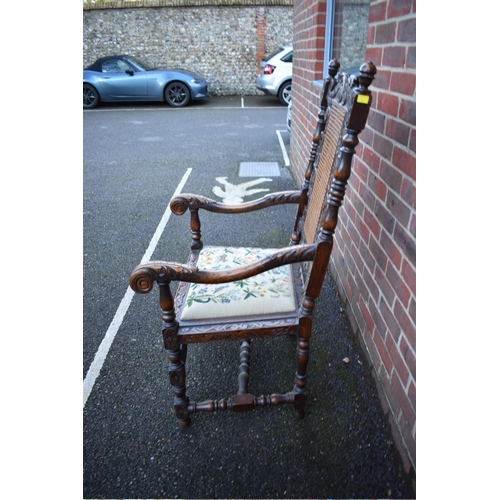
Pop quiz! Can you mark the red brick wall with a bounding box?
[290,0,326,182]
[290,0,416,473]
[256,7,267,74]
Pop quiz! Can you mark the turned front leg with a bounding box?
[159,281,190,427]
[167,344,190,428]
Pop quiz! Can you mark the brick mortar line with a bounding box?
[367,126,415,153]
[369,111,416,130]
[368,220,416,277]
[372,42,416,46]
[359,142,416,188]
[344,201,415,302]
[378,60,415,66]
[372,87,417,98]
[376,53,417,61]
[358,173,416,222]
[369,14,416,24]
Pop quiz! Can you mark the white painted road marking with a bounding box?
[83,168,193,407]
[276,130,290,167]
[212,177,272,204]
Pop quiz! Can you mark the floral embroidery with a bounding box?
[180,246,296,321]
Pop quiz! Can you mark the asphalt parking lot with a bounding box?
[83,96,415,499]
[85,94,286,111]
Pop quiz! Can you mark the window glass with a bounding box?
[263,47,286,62]
[126,56,154,71]
[323,0,369,77]
[102,59,131,73]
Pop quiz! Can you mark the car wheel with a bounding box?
[165,82,190,107]
[83,83,99,109]
[278,80,292,106]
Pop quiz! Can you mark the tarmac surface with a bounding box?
[83,96,416,499]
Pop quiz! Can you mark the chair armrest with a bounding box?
[130,243,316,294]
[170,191,301,216]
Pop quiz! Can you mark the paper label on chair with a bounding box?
[180,247,296,321]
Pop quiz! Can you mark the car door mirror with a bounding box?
[126,69,134,76]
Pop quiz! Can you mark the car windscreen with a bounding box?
[262,47,287,62]
[126,56,155,71]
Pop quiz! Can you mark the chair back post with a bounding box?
[293,62,376,417]
[308,62,377,295]
[321,61,376,239]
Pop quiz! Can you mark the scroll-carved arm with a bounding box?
[171,191,301,252]
[170,191,301,216]
[129,243,316,294]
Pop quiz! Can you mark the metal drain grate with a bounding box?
[239,162,281,177]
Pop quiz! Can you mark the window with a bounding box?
[102,59,132,73]
[281,51,293,63]
[323,0,370,77]
[323,0,335,78]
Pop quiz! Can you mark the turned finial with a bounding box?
[328,59,341,78]
[358,61,377,88]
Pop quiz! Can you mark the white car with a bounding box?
[257,45,293,106]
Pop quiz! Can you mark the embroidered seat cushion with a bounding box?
[180,246,297,321]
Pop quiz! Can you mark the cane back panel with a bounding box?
[303,102,346,244]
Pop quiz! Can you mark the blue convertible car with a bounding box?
[83,55,209,109]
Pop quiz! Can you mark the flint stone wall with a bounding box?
[340,0,369,69]
[83,1,294,96]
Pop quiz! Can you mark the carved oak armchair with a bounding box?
[129,60,376,427]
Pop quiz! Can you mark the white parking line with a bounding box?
[276,130,290,167]
[241,97,245,108]
[83,168,193,407]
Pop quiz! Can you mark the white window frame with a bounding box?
[323,0,336,78]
